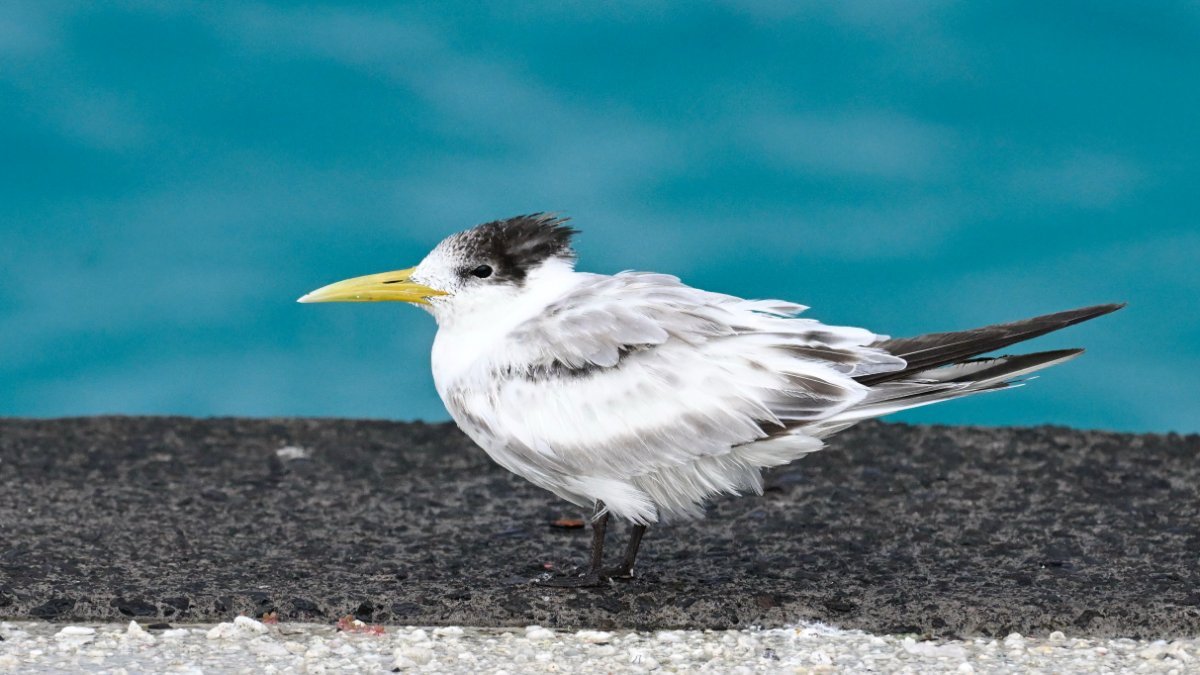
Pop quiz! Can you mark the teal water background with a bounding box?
[2,3,1197,432]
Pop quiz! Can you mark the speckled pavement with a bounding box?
[0,417,1196,638]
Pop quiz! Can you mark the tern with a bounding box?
[300,214,1122,587]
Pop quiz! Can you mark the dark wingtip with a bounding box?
[859,304,1122,386]
[1053,302,1126,328]
[1039,347,1086,358]
[1081,302,1126,315]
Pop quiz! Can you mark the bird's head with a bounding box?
[298,213,579,324]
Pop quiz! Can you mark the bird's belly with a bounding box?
[436,381,590,507]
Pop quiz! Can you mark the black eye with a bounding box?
[470,264,493,279]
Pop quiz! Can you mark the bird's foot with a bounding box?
[535,571,608,588]
[599,565,635,581]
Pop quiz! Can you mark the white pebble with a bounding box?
[577,630,614,644]
[902,637,967,659]
[54,626,96,648]
[1138,641,1168,660]
[397,628,428,642]
[1049,631,1067,642]
[397,645,432,665]
[305,641,331,659]
[525,625,556,640]
[433,626,464,638]
[275,445,309,460]
[252,640,290,657]
[234,616,268,634]
[123,621,155,643]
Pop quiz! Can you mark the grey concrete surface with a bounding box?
[0,417,1196,638]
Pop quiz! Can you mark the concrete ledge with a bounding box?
[0,417,1196,638]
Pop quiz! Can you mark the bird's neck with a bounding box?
[430,259,584,389]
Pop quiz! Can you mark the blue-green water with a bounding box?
[2,3,1197,432]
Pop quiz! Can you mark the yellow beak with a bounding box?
[297,267,447,304]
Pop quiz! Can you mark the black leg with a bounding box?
[602,524,647,579]
[537,502,610,587]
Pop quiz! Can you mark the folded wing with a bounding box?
[458,272,905,521]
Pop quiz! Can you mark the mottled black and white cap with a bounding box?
[409,213,581,307]
[431,213,578,285]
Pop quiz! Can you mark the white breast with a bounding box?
[428,261,592,502]
[430,260,585,390]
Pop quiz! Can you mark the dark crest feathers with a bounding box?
[456,213,578,283]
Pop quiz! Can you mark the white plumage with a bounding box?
[431,261,903,524]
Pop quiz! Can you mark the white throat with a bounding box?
[429,258,583,389]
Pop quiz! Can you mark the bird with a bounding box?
[299,213,1123,587]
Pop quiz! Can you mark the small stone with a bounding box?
[902,637,959,658]
[234,616,268,634]
[124,621,155,643]
[577,630,614,644]
[253,641,291,657]
[54,626,96,647]
[525,626,555,640]
[433,626,464,638]
[957,663,975,673]
[397,645,432,665]
[1049,631,1066,642]
[398,628,428,642]
[1138,641,1168,660]
[276,445,309,460]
